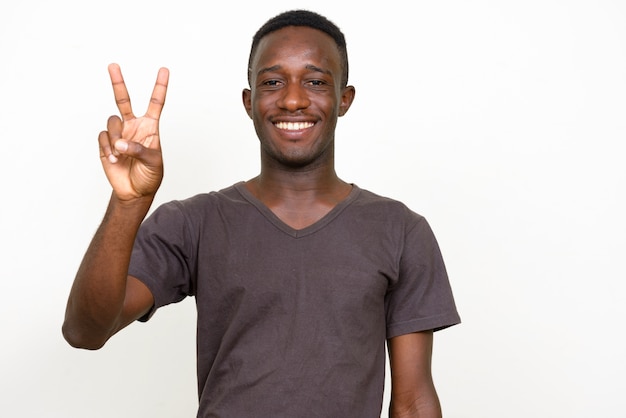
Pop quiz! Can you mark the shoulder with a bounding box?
[144,182,251,227]
[351,186,426,227]
[159,182,247,211]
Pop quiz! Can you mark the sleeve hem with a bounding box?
[386,311,461,339]
[128,270,159,323]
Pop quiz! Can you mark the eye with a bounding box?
[307,80,326,87]
[263,79,282,87]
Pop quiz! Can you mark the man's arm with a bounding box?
[62,195,155,349]
[387,330,442,418]
[62,64,169,350]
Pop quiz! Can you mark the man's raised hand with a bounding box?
[98,63,170,201]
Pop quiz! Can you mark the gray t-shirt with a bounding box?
[129,183,460,417]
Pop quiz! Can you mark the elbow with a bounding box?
[389,396,442,418]
[61,321,108,350]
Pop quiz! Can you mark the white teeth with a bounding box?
[275,121,314,131]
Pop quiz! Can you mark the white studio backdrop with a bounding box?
[1,1,625,417]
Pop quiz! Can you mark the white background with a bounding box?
[1,1,625,417]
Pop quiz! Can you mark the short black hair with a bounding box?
[247,10,349,87]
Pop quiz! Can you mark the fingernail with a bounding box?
[108,154,118,164]
[115,140,128,152]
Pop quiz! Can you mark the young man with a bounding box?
[63,10,460,418]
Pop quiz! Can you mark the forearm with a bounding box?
[62,193,153,349]
[388,331,442,418]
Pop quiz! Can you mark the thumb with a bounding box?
[114,140,161,166]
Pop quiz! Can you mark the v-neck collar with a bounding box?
[234,182,361,238]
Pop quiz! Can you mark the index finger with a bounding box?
[146,67,170,120]
[108,63,135,121]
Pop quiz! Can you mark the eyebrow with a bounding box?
[305,64,332,76]
[256,64,333,78]
[257,65,281,77]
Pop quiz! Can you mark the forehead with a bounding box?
[251,26,341,70]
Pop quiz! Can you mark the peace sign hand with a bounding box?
[98,63,169,202]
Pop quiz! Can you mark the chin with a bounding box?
[261,136,334,169]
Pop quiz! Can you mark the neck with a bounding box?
[251,142,349,198]
[244,153,352,229]
[250,162,347,201]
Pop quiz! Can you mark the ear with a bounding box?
[242,88,253,119]
[338,85,356,117]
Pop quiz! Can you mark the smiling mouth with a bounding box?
[274,121,315,131]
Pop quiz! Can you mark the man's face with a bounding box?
[243,26,355,169]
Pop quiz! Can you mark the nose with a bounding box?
[277,82,310,112]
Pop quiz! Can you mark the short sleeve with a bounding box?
[129,201,195,321]
[385,215,460,338]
